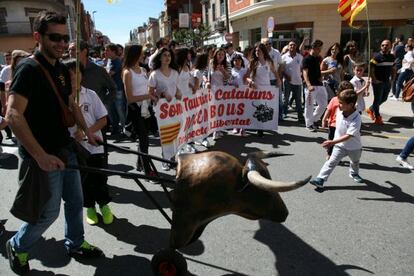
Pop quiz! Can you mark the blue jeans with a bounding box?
[370,81,391,117]
[270,79,283,119]
[10,150,84,252]
[108,90,127,133]
[283,81,303,115]
[395,70,413,99]
[400,136,414,159]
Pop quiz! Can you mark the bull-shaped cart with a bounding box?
[70,142,310,276]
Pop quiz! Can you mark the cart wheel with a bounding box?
[151,248,187,276]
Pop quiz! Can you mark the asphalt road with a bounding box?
[0,111,413,276]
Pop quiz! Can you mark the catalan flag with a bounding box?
[338,0,367,27]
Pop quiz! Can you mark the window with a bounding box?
[205,5,209,26]
[0,8,7,34]
[25,8,45,32]
[212,3,216,21]
[220,0,225,16]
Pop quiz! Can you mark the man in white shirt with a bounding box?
[224,43,248,66]
[282,40,304,121]
[263,38,284,120]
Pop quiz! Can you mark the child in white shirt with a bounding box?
[350,63,370,113]
[310,89,363,189]
[64,59,113,225]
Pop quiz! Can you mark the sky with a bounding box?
[82,0,164,45]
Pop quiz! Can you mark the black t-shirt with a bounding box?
[9,51,72,157]
[302,55,323,86]
[370,52,395,82]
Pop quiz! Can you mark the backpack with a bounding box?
[402,76,414,102]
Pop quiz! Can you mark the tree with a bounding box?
[172,24,212,47]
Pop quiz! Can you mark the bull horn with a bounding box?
[247,171,311,192]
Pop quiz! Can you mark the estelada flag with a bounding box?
[338,0,367,27]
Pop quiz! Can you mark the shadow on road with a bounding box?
[0,153,18,170]
[338,160,410,174]
[109,185,170,209]
[73,253,152,275]
[388,116,413,127]
[362,146,402,155]
[254,220,374,276]
[322,179,414,204]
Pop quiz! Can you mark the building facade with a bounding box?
[0,0,98,55]
[227,0,413,55]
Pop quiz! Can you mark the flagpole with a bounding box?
[76,0,81,103]
[365,0,371,80]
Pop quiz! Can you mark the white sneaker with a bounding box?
[396,156,414,170]
[186,144,197,153]
[161,162,170,171]
[213,131,223,140]
[201,138,210,148]
[389,95,398,101]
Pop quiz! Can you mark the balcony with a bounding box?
[0,21,32,36]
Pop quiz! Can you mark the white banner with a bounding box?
[155,86,279,159]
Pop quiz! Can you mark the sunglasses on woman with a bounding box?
[44,33,70,43]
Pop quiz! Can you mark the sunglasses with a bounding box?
[45,33,70,43]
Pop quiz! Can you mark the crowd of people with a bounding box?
[0,10,413,275]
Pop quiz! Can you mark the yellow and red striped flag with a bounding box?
[337,0,367,27]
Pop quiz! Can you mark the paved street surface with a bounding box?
[0,95,413,276]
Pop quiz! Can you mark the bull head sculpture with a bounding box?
[170,151,310,249]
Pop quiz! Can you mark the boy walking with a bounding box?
[310,89,363,188]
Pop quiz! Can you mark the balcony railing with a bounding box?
[0,21,32,36]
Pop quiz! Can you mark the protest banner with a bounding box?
[155,85,279,159]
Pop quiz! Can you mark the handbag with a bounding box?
[402,76,414,102]
[30,56,76,127]
[10,158,51,224]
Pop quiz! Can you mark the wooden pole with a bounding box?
[76,0,81,103]
[365,0,371,79]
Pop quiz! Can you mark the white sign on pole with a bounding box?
[267,16,275,33]
[179,13,189,28]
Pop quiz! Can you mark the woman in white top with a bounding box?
[343,40,362,81]
[206,48,231,89]
[230,54,248,88]
[175,48,194,96]
[176,48,197,153]
[148,48,182,102]
[206,48,231,140]
[192,53,209,92]
[230,54,248,136]
[148,48,182,170]
[395,44,414,99]
[247,43,280,136]
[122,44,156,176]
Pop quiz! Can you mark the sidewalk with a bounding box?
[363,87,413,127]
